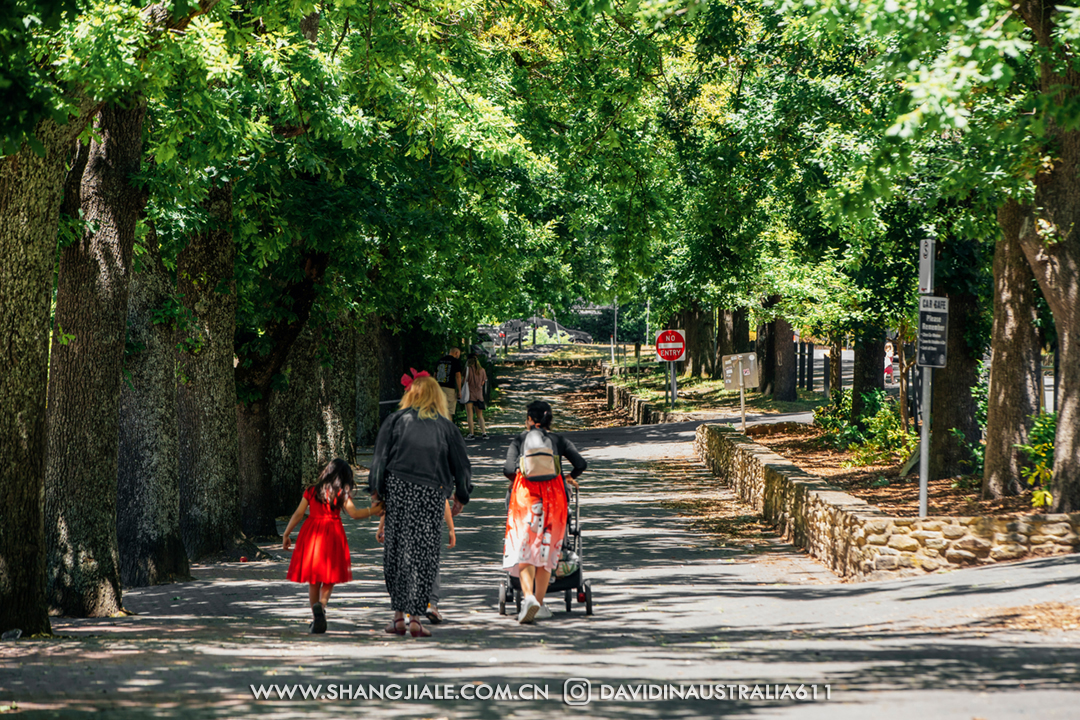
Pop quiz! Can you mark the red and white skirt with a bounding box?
[502,471,568,575]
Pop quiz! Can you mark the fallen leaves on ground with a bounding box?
[976,602,1080,631]
[747,425,1037,517]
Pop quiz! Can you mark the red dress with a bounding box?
[286,487,353,584]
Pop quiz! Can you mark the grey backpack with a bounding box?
[518,428,561,482]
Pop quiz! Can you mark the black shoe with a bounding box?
[311,603,327,633]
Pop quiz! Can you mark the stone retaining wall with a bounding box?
[606,382,671,425]
[694,423,1080,580]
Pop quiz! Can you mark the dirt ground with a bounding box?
[745,423,1039,518]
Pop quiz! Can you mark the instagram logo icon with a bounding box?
[563,678,592,706]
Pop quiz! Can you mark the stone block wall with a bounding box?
[694,423,1080,580]
[606,382,670,425]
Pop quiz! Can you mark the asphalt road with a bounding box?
[1,366,1076,719]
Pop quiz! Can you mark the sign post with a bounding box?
[722,352,760,432]
[916,286,949,518]
[918,237,936,294]
[656,330,686,410]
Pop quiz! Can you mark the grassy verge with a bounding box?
[608,366,829,415]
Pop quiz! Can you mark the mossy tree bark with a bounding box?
[118,225,190,586]
[355,314,382,447]
[45,101,146,616]
[177,181,241,558]
[0,104,96,633]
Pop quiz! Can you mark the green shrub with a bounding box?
[849,390,919,466]
[948,360,990,476]
[1016,412,1056,508]
[814,389,861,447]
[815,388,917,465]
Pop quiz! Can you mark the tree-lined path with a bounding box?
[2,366,1078,718]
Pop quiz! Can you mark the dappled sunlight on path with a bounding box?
[2,366,1079,718]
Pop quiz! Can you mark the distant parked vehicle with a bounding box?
[485,318,592,346]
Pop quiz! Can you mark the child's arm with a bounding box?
[282,497,309,550]
[343,495,384,520]
[444,499,456,548]
[376,514,385,544]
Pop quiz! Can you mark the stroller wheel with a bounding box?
[514,589,522,614]
[564,588,572,613]
[584,580,594,616]
[498,578,507,615]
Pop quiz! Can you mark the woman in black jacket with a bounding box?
[369,374,472,637]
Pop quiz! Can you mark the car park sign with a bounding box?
[655,330,686,362]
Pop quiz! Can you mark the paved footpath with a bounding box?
[2,366,1079,718]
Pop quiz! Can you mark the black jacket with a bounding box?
[369,408,472,504]
[502,429,587,482]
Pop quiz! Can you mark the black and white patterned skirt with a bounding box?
[383,473,445,616]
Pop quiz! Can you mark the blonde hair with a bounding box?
[400,375,449,420]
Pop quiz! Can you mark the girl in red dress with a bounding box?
[283,459,383,633]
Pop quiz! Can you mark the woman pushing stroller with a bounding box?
[502,400,587,624]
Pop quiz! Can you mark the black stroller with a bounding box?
[498,482,594,616]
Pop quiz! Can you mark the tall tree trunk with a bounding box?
[681,302,713,378]
[234,250,329,538]
[715,309,735,370]
[0,105,95,634]
[355,314,382,447]
[1012,1,1080,511]
[268,327,320,516]
[177,181,241,558]
[237,400,277,537]
[312,319,357,466]
[732,308,752,353]
[929,293,982,479]
[117,225,190,586]
[757,321,775,396]
[773,316,797,401]
[829,338,844,403]
[850,329,884,429]
[45,101,146,616]
[984,201,1041,498]
[378,320,405,409]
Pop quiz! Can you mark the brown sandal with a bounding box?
[384,618,406,636]
[409,619,431,638]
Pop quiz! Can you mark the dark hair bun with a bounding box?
[526,400,553,428]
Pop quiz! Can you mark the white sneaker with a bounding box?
[534,604,553,620]
[518,595,541,624]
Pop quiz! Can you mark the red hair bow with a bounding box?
[400,367,430,388]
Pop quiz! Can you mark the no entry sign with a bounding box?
[655,329,686,362]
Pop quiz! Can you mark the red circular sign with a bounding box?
[655,330,686,362]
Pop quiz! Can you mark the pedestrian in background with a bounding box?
[464,353,489,440]
[434,347,464,422]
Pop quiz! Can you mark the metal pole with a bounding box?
[614,302,618,347]
[665,362,673,408]
[919,367,932,517]
[738,357,747,432]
